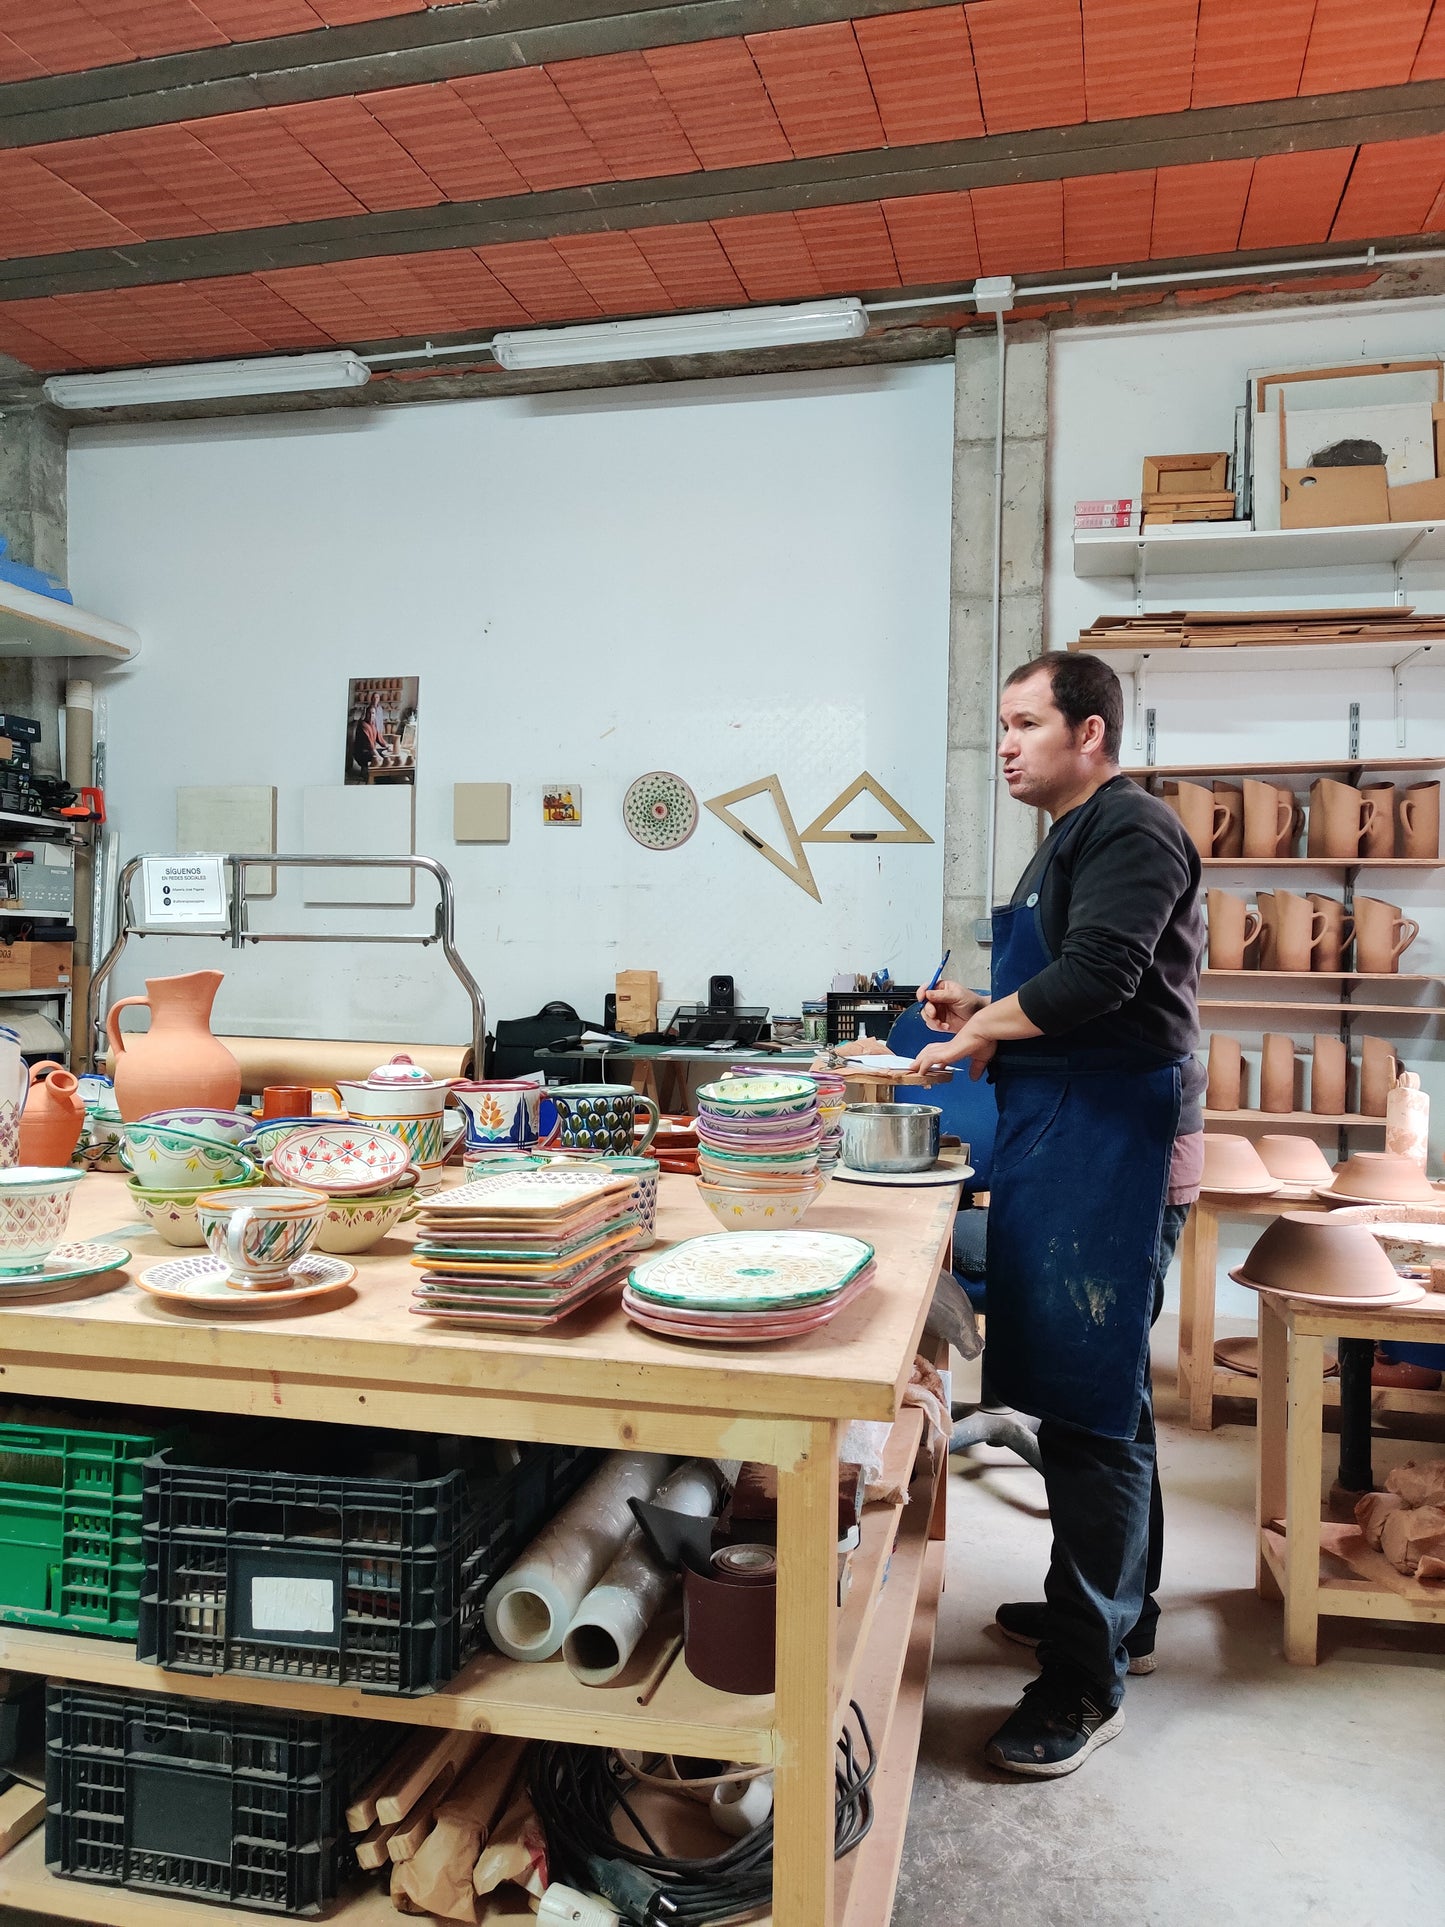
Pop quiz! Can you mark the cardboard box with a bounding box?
[1280,465,1389,530]
[615,969,659,1037]
[1388,478,1445,521]
[0,942,71,990]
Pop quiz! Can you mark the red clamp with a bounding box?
[60,786,105,823]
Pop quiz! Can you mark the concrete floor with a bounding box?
[895,1319,1445,1927]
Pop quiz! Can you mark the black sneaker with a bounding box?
[984,1675,1125,1778]
[994,1601,1157,1675]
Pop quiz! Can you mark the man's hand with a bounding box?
[917,978,989,1034]
[912,1019,997,1081]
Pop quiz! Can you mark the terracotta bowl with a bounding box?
[1235,1211,1405,1298]
[1256,1134,1334,1185]
[1317,1151,1439,1205]
[1200,1133,1277,1193]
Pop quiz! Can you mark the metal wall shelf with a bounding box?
[1073,519,1445,580]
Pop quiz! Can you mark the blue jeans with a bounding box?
[1034,1201,1190,1704]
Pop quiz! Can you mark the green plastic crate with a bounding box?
[0,1420,184,1640]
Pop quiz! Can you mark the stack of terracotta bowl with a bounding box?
[694,1075,825,1231]
[1199,1134,1279,1197]
[262,1121,420,1253]
[1231,1211,1424,1308]
[1314,1151,1442,1207]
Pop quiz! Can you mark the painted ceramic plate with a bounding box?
[622,771,699,851]
[422,1170,631,1216]
[0,1242,131,1288]
[629,1230,874,1311]
[136,1252,357,1309]
[268,1123,413,1195]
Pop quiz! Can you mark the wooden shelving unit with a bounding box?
[1199,1000,1443,1019]
[0,580,139,663]
[1199,856,1442,869]
[1203,970,1438,983]
[1127,756,1445,780]
[1204,1108,1384,1129]
[1074,518,1445,581]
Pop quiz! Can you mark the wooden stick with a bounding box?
[393,1738,527,1920]
[353,1819,399,1872]
[0,1782,45,1859]
[377,1730,485,1826]
[636,1630,683,1706]
[387,1764,463,1864]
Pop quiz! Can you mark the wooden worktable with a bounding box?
[0,1169,958,1927]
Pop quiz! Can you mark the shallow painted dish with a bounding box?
[267,1122,414,1196]
[628,1230,874,1311]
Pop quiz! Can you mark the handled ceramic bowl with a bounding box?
[122,1119,256,1189]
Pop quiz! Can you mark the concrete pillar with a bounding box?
[0,394,68,776]
[942,323,1049,990]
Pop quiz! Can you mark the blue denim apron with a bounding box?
[983,806,1182,1440]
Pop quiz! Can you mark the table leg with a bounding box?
[774,1419,839,1927]
[1179,1204,1220,1431]
[1256,1294,1287,1602]
[1284,1330,1325,1666]
[1336,1337,1375,1495]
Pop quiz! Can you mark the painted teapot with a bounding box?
[336,1055,455,1191]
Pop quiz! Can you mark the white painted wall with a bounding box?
[67,363,954,1050]
[1049,296,1445,1317]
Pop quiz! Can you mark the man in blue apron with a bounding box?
[914,650,1204,1777]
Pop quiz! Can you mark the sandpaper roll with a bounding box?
[683,1544,777,1695]
[103,1034,474,1093]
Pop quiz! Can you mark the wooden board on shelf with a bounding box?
[1200,857,1443,868]
[1203,970,1442,983]
[1199,1001,1444,1018]
[1205,1110,1385,1128]
[1126,758,1445,780]
[1260,1523,1445,1623]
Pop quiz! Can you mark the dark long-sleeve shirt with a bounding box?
[1009,773,1206,1131]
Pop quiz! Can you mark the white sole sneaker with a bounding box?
[986,1705,1126,1779]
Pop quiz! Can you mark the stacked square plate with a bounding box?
[623,1230,876,1343]
[409,1167,637,1330]
[694,1075,826,1231]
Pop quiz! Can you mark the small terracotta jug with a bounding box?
[1260,1034,1296,1114]
[1358,783,1396,859]
[1310,1036,1347,1117]
[1170,781,1230,858]
[1307,894,1353,973]
[1307,778,1363,859]
[106,970,242,1123]
[1206,890,1262,971]
[1271,889,1327,972]
[1212,784,1244,859]
[1244,780,1300,858]
[1399,782,1440,859]
[1360,1035,1399,1117]
[1353,896,1420,975]
[16,1062,85,1166]
[1206,1034,1244,1112]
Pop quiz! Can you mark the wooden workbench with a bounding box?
[1255,1286,1445,1664]
[0,1169,958,1927]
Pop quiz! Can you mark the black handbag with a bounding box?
[489,1000,604,1081]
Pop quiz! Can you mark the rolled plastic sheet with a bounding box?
[562,1459,723,1685]
[683,1544,777,1695]
[484,1451,671,1662]
[102,1035,474,1093]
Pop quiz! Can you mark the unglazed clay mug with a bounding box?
[1353,895,1420,974]
[1310,1035,1347,1117]
[1212,784,1244,859]
[1206,1035,1244,1111]
[1307,778,1364,859]
[1400,782,1440,859]
[1271,889,1327,972]
[1260,1034,1296,1115]
[1244,780,1300,858]
[1358,783,1396,860]
[1307,894,1354,973]
[197,1186,326,1288]
[545,1084,661,1156]
[1171,781,1230,858]
[1206,889,1262,971]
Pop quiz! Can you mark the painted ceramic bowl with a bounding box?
[76,1103,126,1173]
[313,1184,419,1254]
[266,1122,415,1196]
[127,1169,262,1247]
[697,1179,825,1232]
[696,1076,819,1118]
[121,1120,255,1190]
[239,1116,322,1165]
[140,1107,253,1148]
[0,1165,86,1271]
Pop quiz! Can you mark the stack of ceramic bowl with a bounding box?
[622,1230,876,1343]
[124,1109,259,1247]
[408,1167,637,1329]
[239,1114,322,1167]
[1231,1211,1425,1309]
[810,1070,847,1177]
[262,1121,419,1254]
[694,1075,825,1231]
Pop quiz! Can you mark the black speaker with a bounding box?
[708,974,736,1011]
[604,992,617,1030]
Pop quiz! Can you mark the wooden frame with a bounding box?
[798,773,933,846]
[704,775,821,902]
[1141,452,1229,495]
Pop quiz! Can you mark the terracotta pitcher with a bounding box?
[1310,1036,1347,1117]
[1358,783,1396,859]
[1307,894,1353,973]
[1270,890,1327,972]
[106,970,242,1123]
[1400,782,1440,859]
[1353,896,1420,975]
[1169,781,1230,858]
[1212,784,1244,859]
[1244,780,1301,858]
[17,1062,85,1166]
[1206,890,1262,971]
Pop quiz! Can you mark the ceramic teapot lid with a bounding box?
[363,1053,439,1089]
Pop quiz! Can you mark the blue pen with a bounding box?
[925,949,951,994]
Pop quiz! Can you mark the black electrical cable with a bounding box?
[531,1701,875,1927]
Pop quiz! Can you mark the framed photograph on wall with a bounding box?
[344,676,419,785]
[543,785,582,825]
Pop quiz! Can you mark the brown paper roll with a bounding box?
[104,1034,474,1094]
[683,1545,776,1695]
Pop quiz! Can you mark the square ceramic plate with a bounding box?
[628,1230,874,1311]
[421,1170,632,1215]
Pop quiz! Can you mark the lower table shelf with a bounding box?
[1260,1522,1445,1628]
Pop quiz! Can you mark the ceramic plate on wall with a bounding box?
[622,771,699,850]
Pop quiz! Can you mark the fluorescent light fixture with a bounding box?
[43,349,371,410]
[490,298,868,371]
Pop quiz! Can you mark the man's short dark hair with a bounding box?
[1003,651,1123,762]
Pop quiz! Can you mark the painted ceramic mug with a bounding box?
[0,1166,84,1272]
[197,1186,326,1288]
[449,1079,550,1152]
[545,1084,660,1156]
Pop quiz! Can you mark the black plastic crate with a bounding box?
[45,1683,388,1917]
[138,1441,596,1695]
[825,988,918,1046]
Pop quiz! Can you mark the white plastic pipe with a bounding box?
[711,1773,774,1837]
[484,1451,670,1662]
[561,1459,722,1685]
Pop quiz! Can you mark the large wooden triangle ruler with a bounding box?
[704,775,821,901]
[799,771,934,845]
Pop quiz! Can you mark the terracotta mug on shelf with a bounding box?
[1255,892,1278,970]
[1307,894,1354,974]
[1310,1035,1347,1118]
[1206,889,1263,971]
[1360,1035,1400,1117]
[1270,889,1328,972]
[1358,783,1396,860]
[1306,778,1363,860]
[1206,1034,1244,1112]
[1244,780,1301,859]
[1259,1034,1296,1115]
[1211,784,1244,859]
[1353,895,1420,975]
[1168,781,1230,858]
[1399,781,1440,860]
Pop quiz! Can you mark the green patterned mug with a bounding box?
[544,1084,660,1156]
